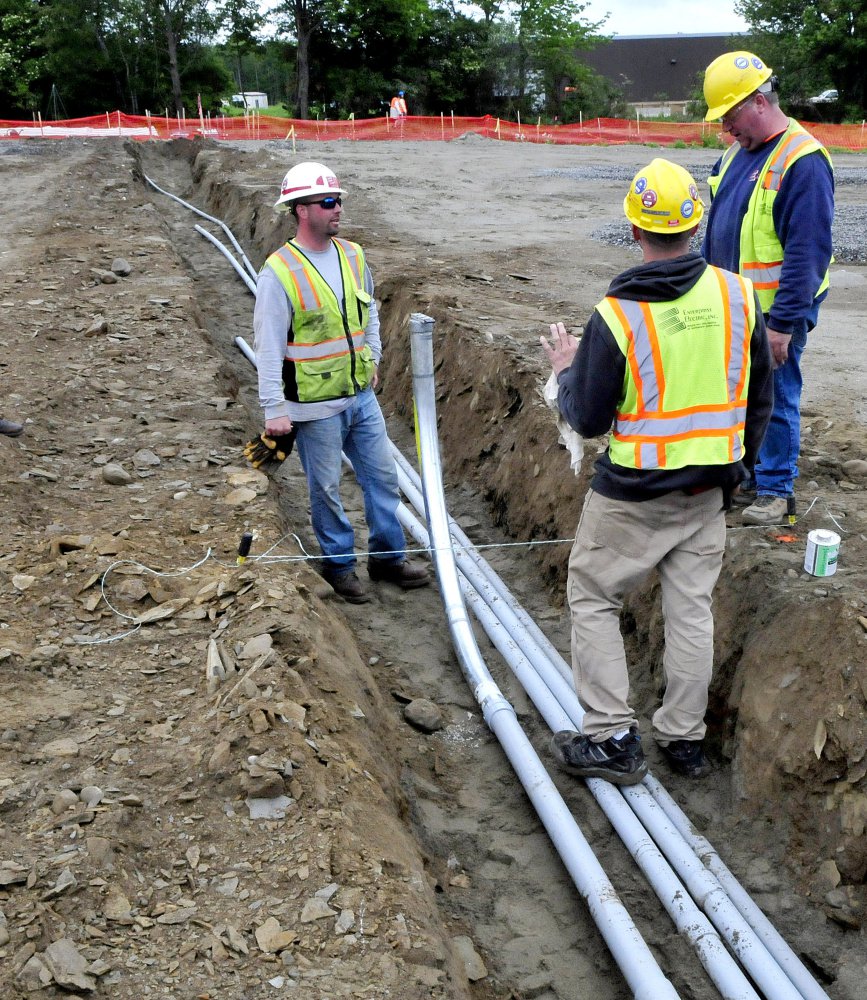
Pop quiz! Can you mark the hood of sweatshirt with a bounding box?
[606,251,707,303]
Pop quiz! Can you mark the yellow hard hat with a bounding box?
[623,159,704,234]
[703,51,773,121]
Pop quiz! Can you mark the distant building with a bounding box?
[581,33,752,105]
[231,92,269,110]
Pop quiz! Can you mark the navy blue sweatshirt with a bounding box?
[557,252,774,504]
[701,125,834,337]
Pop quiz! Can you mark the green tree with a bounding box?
[0,0,47,115]
[737,0,867,112]
[219,0,264,101]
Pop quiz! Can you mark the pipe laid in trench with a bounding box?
[393,478,762,1000]
[408,312,681,1000]
[392,445,829,1000]
[165,197,827,1000]
[144,173,258,281]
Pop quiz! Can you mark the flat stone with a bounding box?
[451,934,487,981]
[43,938,96,992]
[255,916,296,953]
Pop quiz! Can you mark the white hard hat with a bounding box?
[274,161,346,212]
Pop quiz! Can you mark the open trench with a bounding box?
[127,137,864,999]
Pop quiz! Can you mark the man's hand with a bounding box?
[540,322,579,375]
[767,328,792,368]
[243,424,297,469]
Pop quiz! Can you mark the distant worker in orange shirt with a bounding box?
[389,91,407,119]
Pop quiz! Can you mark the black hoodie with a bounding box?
[556,252,774,504]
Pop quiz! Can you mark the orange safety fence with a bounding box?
[2,111,867,151]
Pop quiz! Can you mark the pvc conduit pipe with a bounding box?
[394,466,585,728]
[643,775,831,1000]
[393,443,824,1000]
[212,227,822,1000]
[196,225,258,296]
[391,444,574,686]
[409,312,680,1000]
[144,173,258,280]
[395,496,761,1000]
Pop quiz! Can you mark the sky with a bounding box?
[581,1,750,38]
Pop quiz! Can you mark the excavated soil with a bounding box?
[0,136,865,999]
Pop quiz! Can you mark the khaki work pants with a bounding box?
[566,488,726,744]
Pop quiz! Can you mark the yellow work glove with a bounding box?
[243,429,297,469]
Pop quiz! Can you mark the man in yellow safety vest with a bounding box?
[253,161,429,603]
[541,158,773,783]
[702,51,834,526]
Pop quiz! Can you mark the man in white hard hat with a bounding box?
[541,159,773,784]
[253,161,429,602]
[702,51,834,526]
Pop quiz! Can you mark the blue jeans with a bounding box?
[754,331,807,497]
[294,388,406,576]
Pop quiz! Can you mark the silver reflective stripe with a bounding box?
[616,403,747,438]
[272,245,320,310]
[615,299,661,410]
[286,330,365,361]
[764,132,814,191]
[333,238,362,287]
[744,261,782,288]
[639,443,659,468]
[714,268,750,399]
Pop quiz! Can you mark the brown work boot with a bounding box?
[325,570,371,604]
[742,495,790,525]
[0,418,23,437]
[368,558,430,589]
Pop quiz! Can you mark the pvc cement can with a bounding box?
[804,529,841,577]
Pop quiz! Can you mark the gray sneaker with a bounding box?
[742,495,791,525]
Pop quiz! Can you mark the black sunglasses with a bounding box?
[306,196,342,209]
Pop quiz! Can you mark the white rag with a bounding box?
[543,371,584,474]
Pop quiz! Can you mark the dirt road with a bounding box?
[0,136,864,999]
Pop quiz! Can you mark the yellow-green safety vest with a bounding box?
[597,265,756,471]
[708,118,832,312]
[264,237,375,404]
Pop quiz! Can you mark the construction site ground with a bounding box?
[0,136,865,999]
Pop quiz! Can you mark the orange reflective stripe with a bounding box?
[270,244,322,310]
[285,329,365,362]
[617,399,747,421]
[639,300,666,406]
[607,297,645,412]
[614,421,746,445]
[333,238,363,288]
[762,132,816,191]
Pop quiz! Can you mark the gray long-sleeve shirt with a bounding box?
[253,240,381,422]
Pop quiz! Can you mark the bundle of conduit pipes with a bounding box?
[145,173,832,1000]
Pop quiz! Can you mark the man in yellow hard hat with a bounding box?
[541,158,773,784]
[701,51,835,526]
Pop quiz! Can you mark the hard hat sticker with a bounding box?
[689,184,698,200]
[681,200,694,218]
[735,56,749,69]
[751,58,764,70]
[635,177,648,194]
[641,190,658,208]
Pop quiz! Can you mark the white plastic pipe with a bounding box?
[196,224,258,296]
[395,483,762,1000]
[393,429,829,1000]
[144,173,258,280]
[184,201,826,1000]
[409,312,681,1000]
